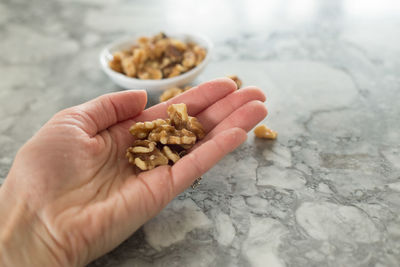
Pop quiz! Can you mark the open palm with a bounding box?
[2,78,267,266]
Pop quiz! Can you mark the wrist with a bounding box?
[0,184,67,267]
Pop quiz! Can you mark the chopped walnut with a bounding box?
[132,48,148,68]
[126,103,205,174]
[137,36,149,46]
[144,60,160,69]
[148,125,197,145]
[128,140,156,153]
[159,87,184,102]
[227,75,242,89]
[193,45,207,65]
[182,51,196,68]
[161,65,174,77]
[121,56,136,77]
[165,44,183,63]
[126,140,169,170]
[254,125,278,139]
[167,64,186,78]
[138,66,163,80]
[186,117,206,140]
[170,39,187,51]
[109,32,207,80]
[129,118,170,139]
[160,57,172,69]
[167,103,189,126]
[154,39,169,58]
[108,52,124,73]
[153,32,167,42]
[167,103,205,139]
[162,146,180,163]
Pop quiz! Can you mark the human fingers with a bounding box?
[196,86,266,132]
[170,127,247,193]
[55,90,147,136]
[114,77,237,133]
[193,100,267,147]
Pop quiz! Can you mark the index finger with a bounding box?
[55,90,147,137]
[126,77,237,124]
[108,77,237,154]
[170,127,247,193]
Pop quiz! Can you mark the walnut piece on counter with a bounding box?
[254,125,278,139]
[108,32,207,80]
[126,103,205,172]
[126,140,169,170]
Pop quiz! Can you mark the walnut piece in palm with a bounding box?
[167,103,205,139]
[126,140,169,170]
[126,103,205,171]
[162,146,180,163]
[148,124,197,145]
[129,118,170,139]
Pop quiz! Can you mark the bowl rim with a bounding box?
[99,32,213,85]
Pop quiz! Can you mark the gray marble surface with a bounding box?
[1,0,400,266]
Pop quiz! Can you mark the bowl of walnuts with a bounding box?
[100,32,212,91]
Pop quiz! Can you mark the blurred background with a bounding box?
[2,0,399,166]
[1,0,400,266]
[1,0,399,143]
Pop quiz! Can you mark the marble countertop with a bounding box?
[1,0,400,266]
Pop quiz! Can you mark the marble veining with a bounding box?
[1,0,400,266]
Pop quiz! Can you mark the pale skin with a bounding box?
[0,78,267,266]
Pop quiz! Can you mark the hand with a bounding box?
[0,78,267,266]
